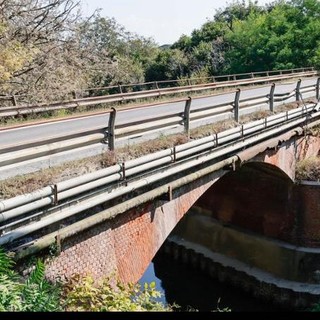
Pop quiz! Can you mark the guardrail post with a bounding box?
[234,89,241,122]
[269,83,276,112]
[107,108,117,151]
[53,184,58,205]
[316,78,320,100]
[184,97,192,139]
[295,79,302,102]
[11,95,17,106]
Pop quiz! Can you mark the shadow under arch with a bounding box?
[192,160,296,243]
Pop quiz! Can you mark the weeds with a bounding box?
[0,99,305,200]
[296,156,320,181]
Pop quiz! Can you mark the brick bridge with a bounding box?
[38,129,320,305]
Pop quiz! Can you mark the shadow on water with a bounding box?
[139,251,288,312]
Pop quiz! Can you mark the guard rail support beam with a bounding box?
[108,108,117,151]
[184,97,192,139]
[269,83,276,112]
[11,95,17,106]
[234,89,241,123]
[296,79,302,102]
[316,78,320,101]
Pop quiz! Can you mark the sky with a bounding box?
[80,0,273,45]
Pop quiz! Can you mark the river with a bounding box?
[138,249,289,312]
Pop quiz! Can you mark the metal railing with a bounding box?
[80,67,316,95]
[0,69,317,118]
[1,99,320,253]
[1,78,318,173]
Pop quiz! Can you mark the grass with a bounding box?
[0,97,314,200]
[296,156,320,181]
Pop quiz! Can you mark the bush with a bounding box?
[0,248,61,311]
[62,274,173,312]
[0,247,173,312]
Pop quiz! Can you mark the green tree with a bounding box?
[225,0,320,73]
[145,48,188,82]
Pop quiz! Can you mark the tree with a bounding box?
[214,0,265,31]
[0,0,84,101]
[224,0,320,73]
[0,23,35,87]
[145,48,188,82]
[75,15,159,89]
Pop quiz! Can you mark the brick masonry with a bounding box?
[44,170,225,284]
[44,134,320,283]
[195,134,320,246]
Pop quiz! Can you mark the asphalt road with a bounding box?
[0,77,317,152]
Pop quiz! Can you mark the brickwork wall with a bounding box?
[44,134,320,283]
[294,183,320,246]
[45,170,225,284]
[195,134,320,247]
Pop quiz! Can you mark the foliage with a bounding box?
[0,1,160,102]
[0,248,174,312]
[62,274,173,311]
[1,0,320,101]
[224,0,320,73]
[0,0,82,100]
[145,48,188,82]
[170,0,320,76]
[309,301,320,312]
[0,248,61,312]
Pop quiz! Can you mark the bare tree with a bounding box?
[0,0,86,102]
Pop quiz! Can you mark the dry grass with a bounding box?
[0,97,316,199]
[296,156,320,181]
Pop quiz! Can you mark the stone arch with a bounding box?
[193,162,296,243]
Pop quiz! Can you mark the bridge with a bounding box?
[1,70,320,309]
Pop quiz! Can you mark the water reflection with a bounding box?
[139,250,284,312]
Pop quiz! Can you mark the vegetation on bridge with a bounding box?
[0,103,302,200]
[0,0,319,104]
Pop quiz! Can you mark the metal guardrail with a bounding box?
[82,67,316,95]
[0,69,317,118]
[110,78,319,143]
[1,67,315,106]
[1,77,318,172]
[0,100,319,252]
